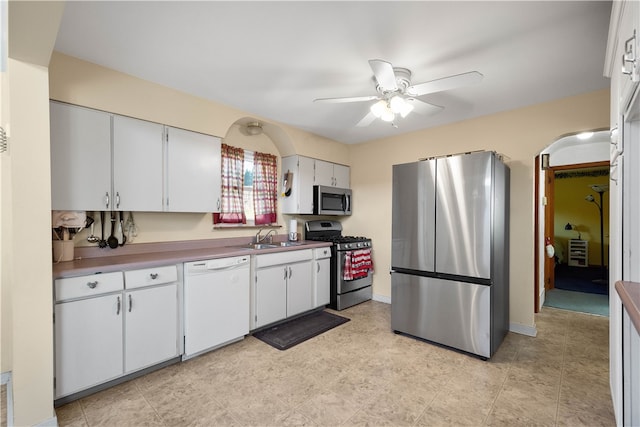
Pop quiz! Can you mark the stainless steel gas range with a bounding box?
[304,220,373,310]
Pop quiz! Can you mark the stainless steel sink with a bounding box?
[234,243,280,250]
[278,241,304,247]
[232,241,304,250]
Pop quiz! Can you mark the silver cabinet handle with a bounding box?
[128,294,132,312]
[116,192,121,209]
[283,267,287,280]
[86,281,98,289]
[150,273,158,280]
[317,262,320,273]
[288,267,292,279]
[105,192,110,209]
[116,296,121,315]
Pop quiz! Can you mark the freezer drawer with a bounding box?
[391,272,491,358]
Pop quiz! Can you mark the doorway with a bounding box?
[535,130,610,315]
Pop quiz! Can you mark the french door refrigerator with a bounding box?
[390,151,509,359]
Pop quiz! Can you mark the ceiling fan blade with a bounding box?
[314,95,379,104]
[368,59,398,92]
[356,111,377,127]
[407,71,483,96]
[406,98,444,116]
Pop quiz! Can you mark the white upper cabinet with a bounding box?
[50,102,112,211]
[50,102,223,213]
[332,163,350,188]
[281,155,350,214]
[314,159,350,188]
[112,115,164,212]
[281,155,315,214]
[165,127,221,213]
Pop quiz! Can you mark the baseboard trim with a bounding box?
[34,416,58,427]
[509,322,538,337]
[372,294,391,304]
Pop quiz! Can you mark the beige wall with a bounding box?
[346,89,610,330]
[2,2,64,425]
[6,58,55,426]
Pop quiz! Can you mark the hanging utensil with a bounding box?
[125,211,138,243]
[86,213,99,243]
[107,211,119,248]
[118,211,127,246]
[98,211,107,248]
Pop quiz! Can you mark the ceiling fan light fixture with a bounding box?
[370,100,387,118]
[380,108,395,122]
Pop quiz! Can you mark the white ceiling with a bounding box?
[53,1,612,145]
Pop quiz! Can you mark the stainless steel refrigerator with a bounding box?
[390,151,509,359]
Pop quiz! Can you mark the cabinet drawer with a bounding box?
[256,249,313,268]
[314,247,332,260]
[55,272,124,302]
[125,265,178,289]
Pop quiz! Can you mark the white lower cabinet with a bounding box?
[55,293,124,399]
[313,247,331,308]
[54,266,180,400]
[286,261,313,317]
[252,249,313,329]
[124,284,178,373]
[254,265,289,328]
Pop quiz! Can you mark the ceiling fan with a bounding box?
[314,59,483,127]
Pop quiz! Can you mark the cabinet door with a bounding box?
[50,102,112,211]
[112,115,164,211]
[314,258,330,308]
[124,284,178,373]
[166,127,221,212]
[298,156,315,213]
[314,159,335,187]
[333,164,350,189]
[281,155,314,214]
[255,265,287,328]
[286,260,313,317]
[55,294,123,398]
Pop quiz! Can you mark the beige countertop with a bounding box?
[616,280,640,333]
[52,238,332,279]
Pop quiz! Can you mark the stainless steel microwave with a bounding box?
[313,185,352,216]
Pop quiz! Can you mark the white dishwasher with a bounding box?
[183,255,250,359]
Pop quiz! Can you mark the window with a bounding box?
[214,145,278,226]
[243,151,255,223]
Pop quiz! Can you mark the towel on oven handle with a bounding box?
[343,248,374,281]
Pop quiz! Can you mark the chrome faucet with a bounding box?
[255,227,277,243]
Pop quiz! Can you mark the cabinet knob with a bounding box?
[150,273,159,280]
[86,281,98,289]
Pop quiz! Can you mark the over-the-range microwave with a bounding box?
[313,185,352,216]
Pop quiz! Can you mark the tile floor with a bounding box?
[56,301,615,426]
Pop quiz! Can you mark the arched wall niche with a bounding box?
[225,117,296,157]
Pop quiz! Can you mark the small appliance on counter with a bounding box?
[304,220,373,310]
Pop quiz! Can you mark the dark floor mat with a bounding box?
[253,310,350,350]
[555,264,608,295]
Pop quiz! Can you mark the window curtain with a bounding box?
[253,151,278,225]
[214,144,246,224]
